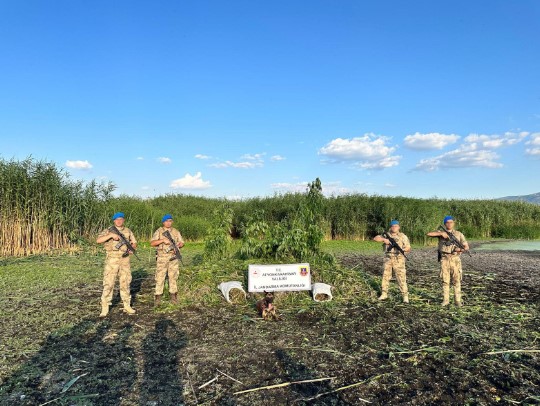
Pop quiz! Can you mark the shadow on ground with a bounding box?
[0,320,137,405]
[140,318,187,405]
[0,316,190,406]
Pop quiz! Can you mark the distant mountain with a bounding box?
[498,192,540,204]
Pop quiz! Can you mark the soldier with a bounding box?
[427,216,469,307]
[96,212,137,317]
[373,220,411,303]
[150,214,185,306]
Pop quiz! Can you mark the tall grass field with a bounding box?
[1,157,539,257]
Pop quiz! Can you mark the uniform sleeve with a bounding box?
[177,230,185,244]
[151,229,161,242]
[129,229,137,244]
[98,229,110,238]
[402,235,411,249]
[459,232,467,245]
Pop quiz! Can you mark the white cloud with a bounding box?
[136,157,144,160]
[414,131,530,171]
[270,155,286,161]
[526,147,540,156]
[464,131,528,149]
[170,172,211,189]
[319,133,401,169]
[414,144,502,171]
[158,157,172,164]
[271,181,350,195]
[321,181,351,195]
[385,183,396,188]
[241,153,265,161]
[527,133,540,146]
[65,160,93,170]
[526,133,540,157]
[195,154,211,160]
[355,156,401,169]
[141,186,150,190]
[404,132,460,150]
[210,153,265,169]
[271,182,307,193]
[210,160,262,169]
[225,195,244,201]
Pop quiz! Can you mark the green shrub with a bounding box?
[203,204,234,260]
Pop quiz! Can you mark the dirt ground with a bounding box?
[0,247,539,405]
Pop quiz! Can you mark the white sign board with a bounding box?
[248,263,311,292]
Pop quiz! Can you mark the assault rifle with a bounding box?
[163,230,183,264]
[382,232,409,260]
[437,226,472,258]
[109,226,140,261]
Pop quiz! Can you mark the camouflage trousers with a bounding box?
[440,254,462,303]
[381,255,408,296]
[101,254,132,305]
[155,256,179,295]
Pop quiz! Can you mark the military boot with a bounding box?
[442,286,450,306]
[123,303,136,315]
[455,289,463,307]
[99,302,109,318]
[403,294,409,304]
[171,293,178,305]
[378,293,388,301]
[155,295,162,307]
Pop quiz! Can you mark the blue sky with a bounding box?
[1,1,539,199]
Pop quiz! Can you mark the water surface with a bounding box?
[475,240,540,251]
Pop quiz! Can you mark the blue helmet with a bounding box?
[389,220,399,226]
[162,214,173,222]
[112,212,125,220]
[443,215,454,224]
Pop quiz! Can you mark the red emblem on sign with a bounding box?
[300,267,308,276]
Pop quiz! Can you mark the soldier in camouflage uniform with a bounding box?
[427,216,469,307]
[150,214,185,306]
[373,220,411,303]
[96,212,137,317]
